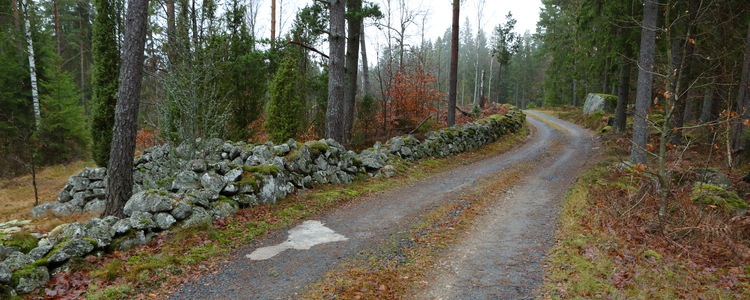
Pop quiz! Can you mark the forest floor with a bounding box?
[537,107,750,299]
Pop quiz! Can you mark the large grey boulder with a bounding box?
[28,244,54,261]
[47,239,94,264]
[30,202,61,217]
[54,222,86,243]
[123,190,173,216]
[112,219,132,235]
[83,199,106,214]
[171,170,202,191]
[111,230,147,251]
[4,252,33,271]
[0,263,11,284]
[12,266,48,294]
[171,201,193,220]
[201,172,226,194]
[83,218,116,248]
[129,211,156,231]
[358,150,386,170]
[211,200,239,220]
[232,194,257,207]
[154,213,176,230]
[181,207,212,228]
[583,93,617,114]
[51,202,83,216]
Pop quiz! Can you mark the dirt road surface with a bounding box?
[168,111,596,300]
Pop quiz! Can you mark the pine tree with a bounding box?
[265,56,305,144]
[90,0,120,167]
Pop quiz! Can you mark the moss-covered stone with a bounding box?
[242,165,279,176]
[305,141,330,157]
[4,233,38,254]
[691,182,747,210]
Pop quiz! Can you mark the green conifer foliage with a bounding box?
[90,0,120,167]
[265,56,305,144]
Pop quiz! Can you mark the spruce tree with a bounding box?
[90,0,120,167]
[265,56,305,144]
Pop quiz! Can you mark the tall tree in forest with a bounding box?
[21,0,41,131]
[361,27,372,96]
[102,0,148,218]
[630,0,658,165]
[732,19,750,155]
[447,0,459,126]
[343,0,381,143]
[90,0,120,167]
[491,12,518,102]
[326,0,346,143]
[265,56,305,143]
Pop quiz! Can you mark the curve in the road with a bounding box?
[168,111,596,300]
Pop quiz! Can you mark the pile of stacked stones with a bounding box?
[1,108,525,296]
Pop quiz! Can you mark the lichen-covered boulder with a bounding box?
[112,219,132,235]
[83,218,116,248]
[691,182,747,211]
[51,202,83,216]
[224,168,243,183]
[154,213,176,230]
[171,201,193,220]
[123,190,173,216]
[583,93,617,114]
[695,168,732,188]
[4,252,33,271]
[11,266,49,294]
[47,239,94,264]
[110,230,147,251]
[83,199,106,214]
[172,170,202,192]
[232,194,257,207]
[358,150,387,170]
[0,263,11,284]
[27,244,54,261]
[30,201,61,217]
[181,207,212,228]
[201,172,226,194]
[211,199,239,220]
[129,211,156,231]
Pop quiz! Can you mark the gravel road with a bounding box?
[168,111,596,300]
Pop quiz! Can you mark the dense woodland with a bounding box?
[1,0,749,211]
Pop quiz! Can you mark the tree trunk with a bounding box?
[488,60,494,103]
[166,0,175,64]
[447,0,459,126]
[700,84,715,123]
[731,19,750,153]
[13,0,23,62]
[343,1,363,144]
[683,87,695,123]
[22,0,41,131]
[630,0,658,165]
[271,0,276,47]
[479,69,486,108]
[360,26,371,96]
[573,58,578,106]
[325,0,346,143]
[671,28,693,146]
[103,0,149,218]
[614,56,631,132]
[603,44,611,94]
[78,2,85,106]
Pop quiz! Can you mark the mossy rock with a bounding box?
[601,126,612,133]
[304,141,330,158]
[691,182,747,210]
[4,233,38,254]
[242,165,279,176]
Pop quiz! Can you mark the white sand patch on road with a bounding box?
[246,220,348,260]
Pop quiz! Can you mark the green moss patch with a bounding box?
[4,232,38,254]
[691,182,747,210]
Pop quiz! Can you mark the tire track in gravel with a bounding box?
[168,111,595,300]
[417,110,596,300]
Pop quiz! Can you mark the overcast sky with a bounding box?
[252,0,543,59]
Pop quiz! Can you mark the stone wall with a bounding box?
[0,108,525,295]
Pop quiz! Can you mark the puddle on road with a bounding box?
[246,220,348,260]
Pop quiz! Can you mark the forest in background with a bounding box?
[2,0,749,178]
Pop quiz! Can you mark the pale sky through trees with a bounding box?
[252,0,542,62]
